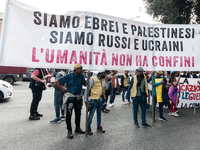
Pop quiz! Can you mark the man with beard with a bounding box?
[56,63,89,139]
[126,67,151,128]
[84,70,108,135]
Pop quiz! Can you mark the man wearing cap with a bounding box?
[84,69,108,135]
[147,71,167,122]
[56,63,89,138]
[126,67,151,128]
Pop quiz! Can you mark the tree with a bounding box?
[143,0,200,24]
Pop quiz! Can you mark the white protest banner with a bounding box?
[1,0,200,70]
[178,78,200,108]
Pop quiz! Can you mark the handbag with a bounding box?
[35,69,45,89]
[35,81,45,88]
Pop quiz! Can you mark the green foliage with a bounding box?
[144,0,197,24]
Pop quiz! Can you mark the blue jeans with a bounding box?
[88,99,103,128]
[122,87,130,102]
[109,87,117,104]
[54,90,64,118]
[132,96,146,124]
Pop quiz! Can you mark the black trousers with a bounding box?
[66,98,83,130]
[30,89,43,116]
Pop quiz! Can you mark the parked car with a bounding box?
[22,68,34,81]
[0,79,14,101]
[0,74,20,84]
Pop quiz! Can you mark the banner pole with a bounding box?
[151,71,154,126]
[85,71,90,136]
[176,72,180,115]
[194,73,199,114]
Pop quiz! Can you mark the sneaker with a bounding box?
[60,116,66,121]
[50,118,61,123]
[127,101,131,105]
[176,109,179,113]
[87,128,93,135]
[142,123,151,128]
[122,101,127,105]
[172,112,179,117]
[168,112,172,115]
[134,122,140,128]
[29,116,40,120]
[34,112,43,117]
[159,117,167,122]
[97,126,105,133]
[112,103,115,106]
[109,104,113,108]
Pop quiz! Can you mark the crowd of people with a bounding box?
[28,64,200,138]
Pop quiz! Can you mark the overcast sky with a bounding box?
[0,0,158,23]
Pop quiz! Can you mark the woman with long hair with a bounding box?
[168,71,182,117]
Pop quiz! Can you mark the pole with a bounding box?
[175,72,180,115]
[85,71,90,136]
[151,71,154,126]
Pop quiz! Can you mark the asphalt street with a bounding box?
[0,81,200,150]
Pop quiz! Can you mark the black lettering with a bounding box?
[60,31,63,43]
[179,28,184,38]
[149,40,154,51]
[115,36,120,48]
[134,39,139,50]
[49,15,57,27]
[122,37,127,49]
[155,41,160,51]
[75,32,85,44]
[49,31,58,43]
[99,34,105,46]
[101,19,107,31]
[131,25,137,35]
[148,27,153,37]
[107,35,113,47]
[85,16,91,29]
[72,16,80,28]
[162,41,168,51]
[33,11,42,25]
[138,26,142,36]
[143,27,147,37]
[65,32,73,44]
[185,28,191,38]
[86,32,93,45]
[60,15,70,28]
[154,28,159,38]
[109,21,115,32]
[173,41,179,51]
[122,23,128,34]
[93,17,99,30]
[142,40,147,50]
[44,13,47,26]
[160,28,166,38]
[171,28,177,38]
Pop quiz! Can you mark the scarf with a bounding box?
[137,74,144,86]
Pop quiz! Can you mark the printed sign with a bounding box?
[1,0,200,70]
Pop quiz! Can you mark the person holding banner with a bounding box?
[168,71,182,117]
[147,71,167,122]
[126,67,151,128]
[48,69,66,123]
[56,63,88,139]
[84,70,108,135]
[121,71,131,105]
[109,70,119,107]
[29,68,51,120]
